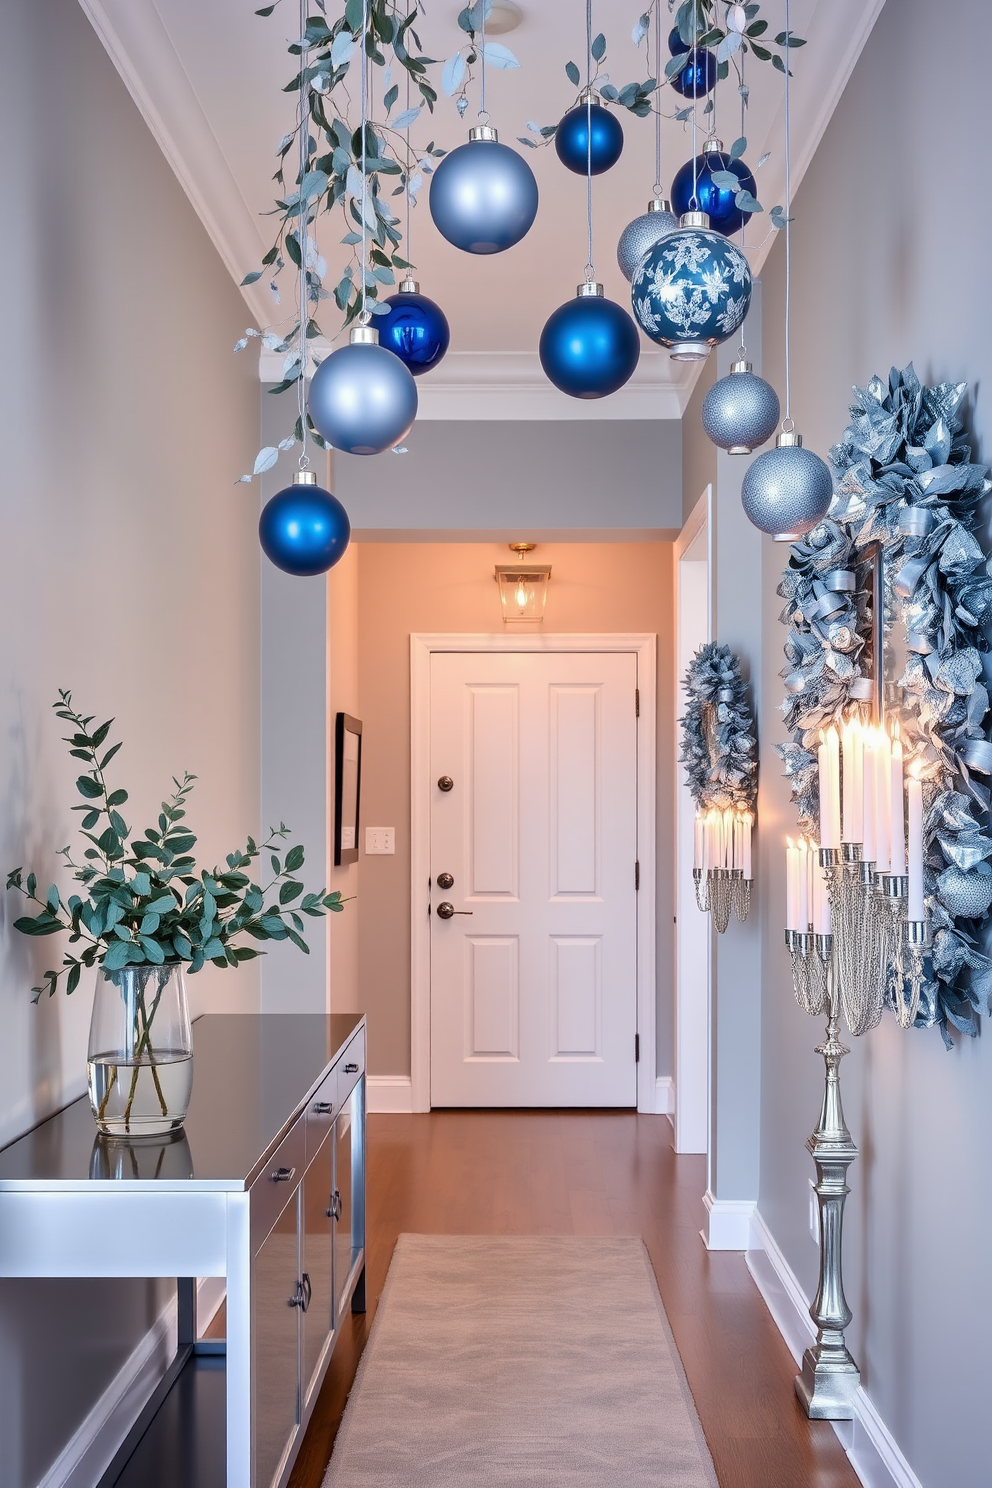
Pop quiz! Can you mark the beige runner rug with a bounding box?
[323,1234,719,1488]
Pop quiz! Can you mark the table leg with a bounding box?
[227,1196,252,1488]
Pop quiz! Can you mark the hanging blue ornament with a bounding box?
[740,432,833,537]
[429,125,538,254]
[671,138,757,237]
[376,278,450,376]
[631,212,752,361]
[668,46,717,99]
[555,91,624,176]
[702,360,781,454]
[539,283,640,399]
[616,198,679,281]
[308,326,418,456]
[668,26,689,56]
[258,471,351,576]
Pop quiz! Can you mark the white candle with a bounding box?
[890,735,906,875]
[742,813,752,880]
[874,729,891,874]
[724,809,734,869]
[786,840,798,930]
[812,846,831,934]
[842,719,864,843]
[797,839,810,930]
[907,771,924,921]
[819,726,841,850]
[694,812,703,872]
[862,728,876,863]
[806,838,814,924]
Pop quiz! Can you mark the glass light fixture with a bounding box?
[495,543,551,623]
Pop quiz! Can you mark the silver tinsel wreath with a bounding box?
[679,643,758,813]
[777,363,992,1044]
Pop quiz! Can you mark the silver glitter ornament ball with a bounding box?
[937,864,992,920]
[701,360,780,454]
[616,198,678,282]
[740,432,833,537]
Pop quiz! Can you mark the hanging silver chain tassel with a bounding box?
[821,846,885,1036]
[692,867,710,912]
[694,867,750,934]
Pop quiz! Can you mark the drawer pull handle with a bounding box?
[313,1101,333,1114]
[289,1273,312,1312]
[343,1062,359,1074]
[327,1189,343,1221]
[271,1165,296,1184]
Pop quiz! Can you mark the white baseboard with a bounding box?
[367,1075,414,1113]
[36,1276,222,1488]
[747,1209,924,1488]
[652,1075,674,1115]
[701,1190,756,1250]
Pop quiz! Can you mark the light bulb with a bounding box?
[515,582,528,610]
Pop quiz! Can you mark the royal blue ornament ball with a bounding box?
[668,45,717,99]
[259,474,351,576]
[308,335,418,456]
[429,128,538,254]
[631,222,751,360]
[668,26,689,55]
[555,98,624,176]
[376,283,450,375]
[539,287,640,399]
[671,143,756,237]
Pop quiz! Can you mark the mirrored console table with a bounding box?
[0,1013,367,1488]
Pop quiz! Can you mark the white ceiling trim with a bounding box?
[78,0,272,328]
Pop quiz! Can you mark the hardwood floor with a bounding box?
[287,1110,861,1488]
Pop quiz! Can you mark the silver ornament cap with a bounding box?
[468,124,499,142]
[616,197,679,281]
[701,362,781,454]
[740,428,833,538]
[577,280,604,297]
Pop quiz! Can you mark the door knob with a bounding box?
[436,872,454,890]
[437,775,454,792]
[327,1189,343,1221]
[436,902,473,919]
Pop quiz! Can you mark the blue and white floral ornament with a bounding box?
[630,211,751,361]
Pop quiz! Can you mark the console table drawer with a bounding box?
[337,1028,366,1105]
[250,1119,306,1252]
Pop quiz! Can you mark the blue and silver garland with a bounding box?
[680,643,758,812]
[777,364,992,1043]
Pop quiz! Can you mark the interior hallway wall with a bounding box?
[680,1,992,1481]
[0,3,261,1485]
[355,541,675,1082]
[328,541,361,1013]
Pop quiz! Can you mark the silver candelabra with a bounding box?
[693,866,750,934]
[785,844,929,1419]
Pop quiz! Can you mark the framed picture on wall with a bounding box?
[334,713,362,866]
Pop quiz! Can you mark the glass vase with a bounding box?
[87,962,193,1137]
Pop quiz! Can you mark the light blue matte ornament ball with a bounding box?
[307,330,418,456]
[616,199,679,282]
[740,434,833,537]
[631,214,752,361]
[701,361,781,453]
[376,279,450,376]
[539,284,640,399]
[554,95,624,175]
[258,472,351,577]
[429,126,539,255]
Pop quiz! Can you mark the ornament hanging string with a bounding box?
[479,0,488,122]
[783,0,792,429]
[585,0,594,279]
[360,0,369,325]
[690,4,698,209]
[297,0,310,467]
[405,67,413,269]
[736,42,747,357]
[653,0,662,196]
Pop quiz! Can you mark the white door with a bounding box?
[429,650,638,1107]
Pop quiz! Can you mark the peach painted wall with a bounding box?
[356,540,675,1080]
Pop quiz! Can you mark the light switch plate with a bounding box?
[365,827,395,855]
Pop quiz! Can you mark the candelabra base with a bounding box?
[795,1344,861,1419]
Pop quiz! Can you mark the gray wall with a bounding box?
[703,1,992,1481]
[0,3,261,1484]
[335,419,683,534]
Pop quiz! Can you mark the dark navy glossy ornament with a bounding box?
[668,45,717,99]
[631,211,752,361]
[259,471,351,576]
[539,282,640,399]
[429,124,538,254]
[376,279,450,376]
[668,26,689,55]
[672,138,757,237]
[555,91,624,176]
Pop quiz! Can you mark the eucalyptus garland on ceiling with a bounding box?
[777,364,992,1044]
[679,643,758,812]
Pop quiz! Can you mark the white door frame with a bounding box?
[673,490,713,1154]
[411,633,657,1115]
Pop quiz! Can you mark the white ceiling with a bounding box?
[79,0,884,418]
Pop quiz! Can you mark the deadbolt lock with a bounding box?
[436,872,454,890]
[437,775,454,792]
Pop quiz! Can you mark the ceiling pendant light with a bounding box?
[617,5,677,281]
[429,3,538,254]
[307,0,418,455]
[740,0,832,538]
[540,1,639,400]
[259,1,350,576]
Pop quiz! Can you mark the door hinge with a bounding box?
[635,860,640,890]
[635,687,640,718]
[635,1033,640,1063]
